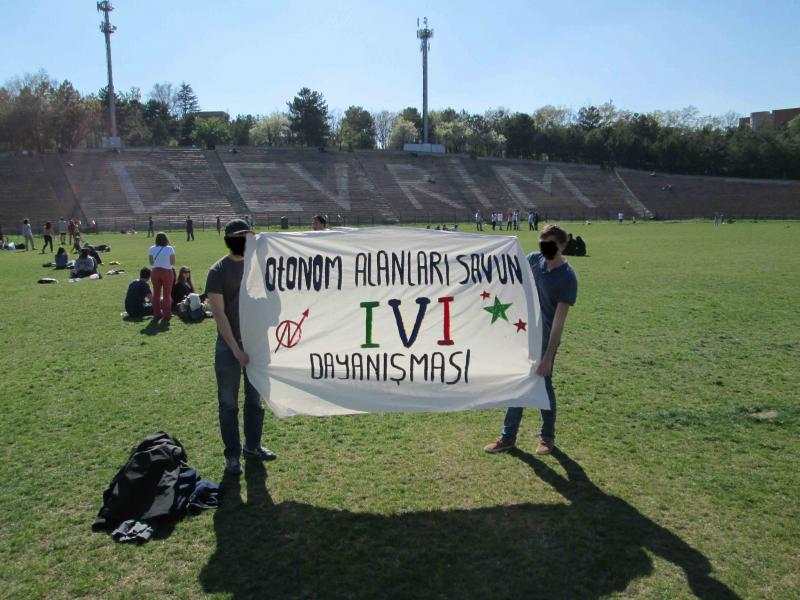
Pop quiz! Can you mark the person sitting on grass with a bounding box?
[125,268,153,318]
[575,235,587,257]
[85,245,103,266]
[172,266,196,308]
[54,246,69,270]
[72,248,97,278]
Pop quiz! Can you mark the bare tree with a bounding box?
[372,110,396,150]
[148,82,176,114]
[327,108,343,149]
[532,105,573,129]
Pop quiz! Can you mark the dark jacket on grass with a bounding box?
[92,432,219,542]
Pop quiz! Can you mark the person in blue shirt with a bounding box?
[125,268,153,318]
[484,224,578,456]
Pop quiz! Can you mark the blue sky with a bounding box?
[1,0,798,118]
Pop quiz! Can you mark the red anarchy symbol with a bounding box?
[275,309,309,352]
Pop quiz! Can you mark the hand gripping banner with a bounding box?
[240,227,549,417]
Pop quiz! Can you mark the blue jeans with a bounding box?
[215,336,265,459]
[501,375,557,442]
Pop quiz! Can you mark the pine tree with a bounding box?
[175,82,200,119]
[287,87,330,146]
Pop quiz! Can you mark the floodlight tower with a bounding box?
[416,17,434,144]
[97,1,118,141]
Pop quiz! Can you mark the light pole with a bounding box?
[416,17,434,145]
[97,1,119,145]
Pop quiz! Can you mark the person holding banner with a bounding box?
[206,219,277,476]
[312,215,327,231]
[484,224,578,456]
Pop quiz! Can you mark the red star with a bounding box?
[514,319,527,332]
[480,291,491,300]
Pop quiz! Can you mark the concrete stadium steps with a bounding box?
[617,169,800,219]
[357,152,477,221]
[4,148,799,228]
[217,146,393,224]
[0,155,69,232]
[478,158,636,219]
[356,153,638,221]
[63,149,238,226]
[215,148,638,224]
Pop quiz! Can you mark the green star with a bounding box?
[484,296,513,324]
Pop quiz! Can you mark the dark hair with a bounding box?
[540,224,569,245]
[154,232,169,247]
[140,267,151,279]
[80,248,89,258]
[177,266,192,284]
[313,214,327,226]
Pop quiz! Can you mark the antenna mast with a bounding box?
[416,17,434,144]
[97,1,119,146]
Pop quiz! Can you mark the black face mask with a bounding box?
[539,240,559,259]
[225,237,246,256]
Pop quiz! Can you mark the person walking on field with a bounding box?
[22,219,35,251]
[67,219,76,246]
[147,215,154,238]
[216,216,222,236]
[58,217,67,245]
[41,221,54,254]
[148,232,176,320]
[186,216,195,242]
[484,223,578,456]
[206,219,277,476]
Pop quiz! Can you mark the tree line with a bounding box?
[2,70,799,179]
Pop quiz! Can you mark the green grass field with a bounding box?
[1,221,798,599]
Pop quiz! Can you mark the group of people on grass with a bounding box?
[145,214,255,240]
[193,217,577,476]
[124,231,205,320]
[12,213,580,475]
[0,217,86,252]
[473,210,541,232]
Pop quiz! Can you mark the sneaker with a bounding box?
[243,446,277,462]
[535,438,555,456]
[224,456,242,475]
[483,437,515,453]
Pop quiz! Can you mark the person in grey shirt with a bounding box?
[22,219,34,251]
[206,218,276,476]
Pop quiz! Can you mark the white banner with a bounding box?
[240,227,549,417]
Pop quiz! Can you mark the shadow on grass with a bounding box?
[139,318,170,336]
[199,451,739,599]
[122,315,149,323]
